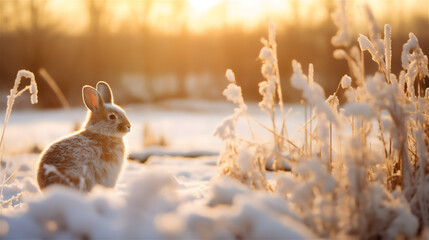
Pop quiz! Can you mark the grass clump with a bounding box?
[215,2,428,238]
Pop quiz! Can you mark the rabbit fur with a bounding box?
[37,81,131,192]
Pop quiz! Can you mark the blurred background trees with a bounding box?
[0,0,427,108]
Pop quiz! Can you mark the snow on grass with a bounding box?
[213,5,428,238]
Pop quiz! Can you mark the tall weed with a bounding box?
[215,2,428,238]
[1,70,38,160]
[0,70,38,206]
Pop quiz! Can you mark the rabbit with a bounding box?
[37,81,131,192]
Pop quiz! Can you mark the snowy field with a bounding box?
[2,1,428,238]
[0,100,315,239]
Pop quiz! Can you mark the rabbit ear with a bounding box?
[96,81,113,104]
[82,86,104,112]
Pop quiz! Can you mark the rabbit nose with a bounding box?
[120,122,131,133]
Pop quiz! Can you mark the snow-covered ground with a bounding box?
[1,100,315,239]
[1,100,306,155]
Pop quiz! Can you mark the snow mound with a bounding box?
[2,171,315,239]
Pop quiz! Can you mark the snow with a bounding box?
[341,74,352,89]
[2,154,314,239]
[358,34,377,61]
[14,70,38,105]
[402,33,418,69]
[0,94,424,239]
[343,103,374,119]
[258,76,276,114]
[237,147,253,173]
[261,62,274,78]
[214,115,238,141]
[330,0,351,47]
[1,100,315,239]
[223,84,243,105]
[129,146,218,163]
[386,206,419,238]
[225,69,235,83]
[258,47,275,65]
[333,49,347,59]
[291,60,338,125]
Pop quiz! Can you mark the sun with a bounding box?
[188,0,221,14]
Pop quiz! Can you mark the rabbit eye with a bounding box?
[108,114,116,120]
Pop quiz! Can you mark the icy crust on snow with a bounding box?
[2,171,315,239]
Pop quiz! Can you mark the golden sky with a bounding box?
[1,0,428,34]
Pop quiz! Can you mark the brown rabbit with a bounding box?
[37,81,131,192]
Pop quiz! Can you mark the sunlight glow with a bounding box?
[188,0,221,14]
[3,0,427,35]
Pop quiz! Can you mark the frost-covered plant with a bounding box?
[357,20,428,202]
[276,159,337,237]
[331,1,365,86]
[214,69,271,190]
[0,70,38,155]
[216,1,429,238]
[334,4,428,236]
[1,70,38,169]
[258,22,291,170]
[291,60,339,165]
[399,33,429,229]
[331,0,351,48]
[214,69,247,142]
[401,33,429,98]
[0,70,38,207]
[215,22,310,190]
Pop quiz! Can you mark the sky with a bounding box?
[2,0,427,35]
